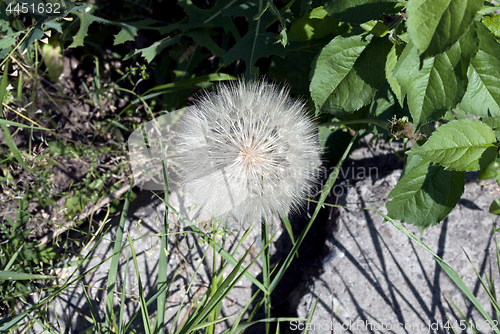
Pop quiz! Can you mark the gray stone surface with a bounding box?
[294,161,500,334]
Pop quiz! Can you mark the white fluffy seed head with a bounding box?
[174,80,321,225]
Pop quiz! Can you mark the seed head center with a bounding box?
[238,143,266,170]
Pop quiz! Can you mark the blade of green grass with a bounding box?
[129,233,153,334]
[303,298,319,334]
[126,73,237,105]
[170,235,213,333]
[448,298,480,334]
[3,244,24,271]
[124,266,181,333]
[280,213,297,258]
[118,257,130,334]
[208,243,220,334]
[0,271,55,280]
[262,219,271,334]
[0,118,48,130]
[155,160,170,334]
[83,282,101,334]
[104,183,133,332]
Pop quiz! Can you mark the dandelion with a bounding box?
[174,80,321,225]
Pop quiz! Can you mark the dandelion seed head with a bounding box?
[175,80,321,225]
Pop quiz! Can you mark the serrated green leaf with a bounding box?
[114,23,138,45]
[481,116,500,129]
[310,33,372,110]
[69,12,97,48]
[310,33,391,114]
[387,159,465,231]
[0,35,16,51]
[385,43,405,106]
[324,0,398,24]
[393,41,468,127]
[406,0,482,57]
[125,36,180,63]
[457,23,500,117]
[482,15,500,38]
[408,119,497,171]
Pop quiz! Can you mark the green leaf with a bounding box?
[310,33,391,114]
[481,116,500,130]
[408,119,497,171]
[479,160,500,180]
[224,31,284,78]
[406,0,482,57]
[387,159,465,231]
[113,23,138,45]
[393,41,468,127]
[288,6,347,41]
[368,82,409,136]
[69,10,100,48]
[41,42,63,82]
[482,15,500,38]
[125,36,180,63]
[457,23,500,117]
[385,43,405,106]
[489,199,500,215]
[324,0,398,24]
[21,21,44,51]
[0,271,54,280]
[185,30,225,57]
[178,0,240,39]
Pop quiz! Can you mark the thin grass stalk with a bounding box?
[208,241,219,334]
[118,257,129,334]
[303,298,319,334]
[83,283,101,334]
[261,218,271,334]
[155,159,170,334]
[448,298,480,334]
[129,233,153,334]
